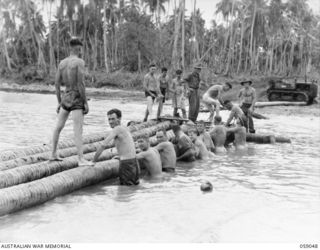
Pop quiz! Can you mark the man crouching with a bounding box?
[93,109,140,186]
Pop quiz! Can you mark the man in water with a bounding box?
[202,82,232,122]
[223,100,247,127]
[157,67,170,118]
[50,37,92,166]
[93,109,139,185]
[227,118,247,151]
[143,63,162,121]
[196,121,215,152]
[136,135,162,179]
[154,130,176,172]
[171,124,197,162]
[238,80,256,133]
[210,116,227,154]
[188,129,211,160]
[184,65,203,122]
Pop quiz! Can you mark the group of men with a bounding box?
[49,37,258,187]
[142,62,257,134]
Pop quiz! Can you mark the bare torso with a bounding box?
[234,126,247,149]
[113,126,136,160]
[155,142,176,169]
[59,56,85,91]
[210,125,227,147]
[137,148,162,178]
[194,138,209,160]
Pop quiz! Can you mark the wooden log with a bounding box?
[0,123,172,188]
[246,133,291,143]
[0,120,158,162]
[254,101,306,108]
[0,160,119,216]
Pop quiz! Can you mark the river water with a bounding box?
[0,91,319,243]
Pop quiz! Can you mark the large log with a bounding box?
[246,133,291,143]
[0,124,173,188]
[0,160,119,216]
[0,120,158,162]
[0,121,159,170]
[254,101,306,108]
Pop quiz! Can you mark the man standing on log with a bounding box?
[184,65,203,122]
[50,37,93,166]
[238,80,256,133]
[143,63,162,121]
[93,109,140,186]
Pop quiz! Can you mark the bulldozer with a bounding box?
[267,78,318,105]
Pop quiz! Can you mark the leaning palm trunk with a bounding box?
[0,122,172,188]
[0,121,157,162]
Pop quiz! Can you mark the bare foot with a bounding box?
[78,159,94,167]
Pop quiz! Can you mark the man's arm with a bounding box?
[93,129,117,162]
[77,61,87,103]
[238,89,244,105]
[251,88,257,110]
[55,65,62,104]
[177,148,194,161]
[225,109,235,126]
[154,143,164,152]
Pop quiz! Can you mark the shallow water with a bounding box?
[0,91,319,242]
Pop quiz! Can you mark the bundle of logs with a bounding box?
[0,119,291,217]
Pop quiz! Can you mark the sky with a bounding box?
[167,0,320,28]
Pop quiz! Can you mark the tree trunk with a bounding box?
[103,1,110,73]
[249,0,257,71]
[181,0,185,69]
[224,0,235,75]
[171,0,181,69]
[48,1,56,76]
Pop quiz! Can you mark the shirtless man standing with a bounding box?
[93,109,139,186]
[136,135,162,179]
[155,130,176,172]
[157,67,170,118]
[188,129,211,160]
[50,37,92,166]
[202,82,232,122]
[227,118,247,151]
[143,63,162,121]
[238,80,256,133]
[210,116,227,154]
[172,124,197,162]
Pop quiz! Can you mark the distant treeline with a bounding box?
[1,0,320,81]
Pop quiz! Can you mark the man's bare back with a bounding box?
[210,125,227,154]
[137,147,162,178]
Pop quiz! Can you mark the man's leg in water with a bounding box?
[157,98,163,118]
[51,108,70,160]
[72,109,93,166]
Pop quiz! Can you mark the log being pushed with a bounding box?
[0,120,158,162]
[0,123,172,188]
[246,133,291,143]
[0,121,160,170]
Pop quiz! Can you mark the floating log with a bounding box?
[246,133,291,144]
[0,121,161,170]
[0,124,173,188]
[0,120,158,162]
[254,101,306,108]
[0,160,119,216]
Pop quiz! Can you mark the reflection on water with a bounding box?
[0,91,319,242]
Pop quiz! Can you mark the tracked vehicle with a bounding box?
[267,78,318,105]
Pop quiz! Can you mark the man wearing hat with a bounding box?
[202,82,232,122]
[184,64,203,122]
[50,37,93,166]
[238,80,256,133]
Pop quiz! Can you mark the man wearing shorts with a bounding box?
[238,80,256,133]
[157,67,170,118]
[50,37,93,166]
[202,82,232,122]
[143,63,162,121]
[93,109,140,185]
